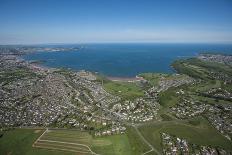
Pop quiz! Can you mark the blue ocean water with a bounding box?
[23,43,232,77]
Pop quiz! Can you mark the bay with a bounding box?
[23,43,232,77]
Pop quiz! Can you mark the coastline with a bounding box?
[17,52,144,81]
[18,44,232,78]
[1,54,53,74]
[12,47,232,82]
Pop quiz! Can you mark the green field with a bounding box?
[138,117,232,153]
[0,129,73,155]
[103,81,144,100]
[34,129,93,154]
[0,127,149,155]
[93,126,150,155]
[158,87,180,108]
[139,73,167,86]
[172,58,232,80]
[95,74,144,100]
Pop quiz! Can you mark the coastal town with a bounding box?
[1,0,232,154]
[0,47,232,154]
[0,49,127,136]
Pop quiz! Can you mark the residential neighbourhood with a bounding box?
[161,133,231,155]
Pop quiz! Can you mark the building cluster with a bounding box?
[111,98,160,122]
[206,104,232,140]
[209,71,232,84]
[0,51,128,136]
[15,46,80,53]
[201,88,232,101]
[0,47,24,55]
[94,126,126,137]
[198,54,232,83]
[65,70,160,126]
[145,74,194,98]
[198,54,232,66]
[69,71,121,108]
[0,56,78,127]
[161,133,230,155]
[171,89,232,140]
[171,98,209,119]
[76,70,97,81]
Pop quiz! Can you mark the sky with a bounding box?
[0,0,232,44]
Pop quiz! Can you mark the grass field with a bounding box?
[158,86,181,108]
[34,129,94,154]
[92,126,150,155]
[103,81,144,100]
[0,127,149,155]
[138,117,232,153]
[95,74,144,100]
[172,58,232,80]
[139,73,167,86]
[0,129,74,155]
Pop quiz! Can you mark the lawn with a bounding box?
[138,117,232,153]
[103,80,144,100]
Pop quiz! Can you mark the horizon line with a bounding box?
[1,41,232,46]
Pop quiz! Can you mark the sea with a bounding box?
[23,43,232,77]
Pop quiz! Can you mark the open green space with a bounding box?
[0,129,74,155]
[39,130,92,145]
[138,117,232,153]
[92,126,150,155]
[172,58,232,80]
[92,134,132,155]
[95,74,144,100]
[139,73,168,86]
[158,87,180,108]
[42,128,149,155]
[183,79,221,93]
[0,127,150,155]
[103,81,144,100]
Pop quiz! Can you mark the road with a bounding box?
[97,98,161,155]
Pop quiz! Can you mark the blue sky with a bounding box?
[0,0,232,44]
